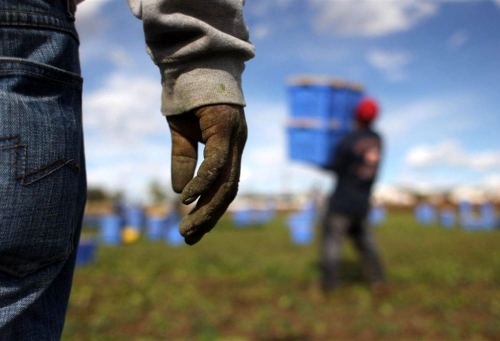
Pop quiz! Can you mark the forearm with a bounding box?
[127,0,255,115]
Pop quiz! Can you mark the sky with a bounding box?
[75,0,500,203]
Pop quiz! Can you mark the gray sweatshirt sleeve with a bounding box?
[127,0,255,116]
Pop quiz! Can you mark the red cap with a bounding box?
[355,97,379,125]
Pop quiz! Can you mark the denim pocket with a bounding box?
[0,58,84,278]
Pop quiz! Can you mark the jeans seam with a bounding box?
[0,136,80,186]
[0,69,80,87]
[0,9,79,42]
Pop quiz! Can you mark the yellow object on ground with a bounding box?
[122,226,141,244]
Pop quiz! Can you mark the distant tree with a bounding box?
[149,180,168,204]
[111,190,125,202]
[87,187,109,202]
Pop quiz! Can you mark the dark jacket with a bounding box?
[325,128,382,217]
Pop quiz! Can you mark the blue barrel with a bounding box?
[100,214,122,245]
[479,203,496,230]
[415,203,436,225]
[146,215,165,241]
[461,215,480,231]
[124,206,144,231]
[76,238,97,266]
[232,209,253,227]
[164,212,183,246]
[440,209,456,229]
[256,207,275,224]
[368,205,386,226]
[288,215,314,245]
[165,226,183,246]
[287,205,315,246]
[458,200,473,218]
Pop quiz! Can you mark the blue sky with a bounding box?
[75,0,500,202]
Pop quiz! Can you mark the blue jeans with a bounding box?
[321,212,385,291]
[0,0,86,339]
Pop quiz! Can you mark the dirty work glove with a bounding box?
[167,104,247,245]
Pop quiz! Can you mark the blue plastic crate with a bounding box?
[287,81,364,129]
[344,87,364,130]
[287,126,345,167]
[286,77,364,168]
[288,84,332,121]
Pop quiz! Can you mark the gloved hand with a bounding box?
[167,104,247,245]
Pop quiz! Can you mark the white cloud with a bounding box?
[75,0,110,20]
[83,72,173,200]
[448,30,469,49]
[377,99,442,141]
[309,0,438,37]
[405,140,500,171]
[367,49,412,82]
[83,73,164,142]
[482,173,500,194]
[245,0,295,40]
[252,24,270,40]
[108,47,134,67]
[85,144,174,203]
[75,0,116,64]
[247,0,292,17]
[75,0,112,39]
[377,94,476,144]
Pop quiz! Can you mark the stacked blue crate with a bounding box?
[286,76,364,167]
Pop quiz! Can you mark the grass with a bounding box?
[63,211,500,341]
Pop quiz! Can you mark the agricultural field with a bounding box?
[63,211,500,341]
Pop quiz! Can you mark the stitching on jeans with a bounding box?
[0,57,83,83]
[0,69,81,87]
[0,9,80,41]
[0,21,76,35]
[0,9,74,25]
[0,136,80,186]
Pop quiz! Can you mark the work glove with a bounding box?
[167,104,247,245]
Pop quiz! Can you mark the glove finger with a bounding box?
[170,127,198,193]
[181,119,247,244]
[180,127,231,205]
[181,146,239,244]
